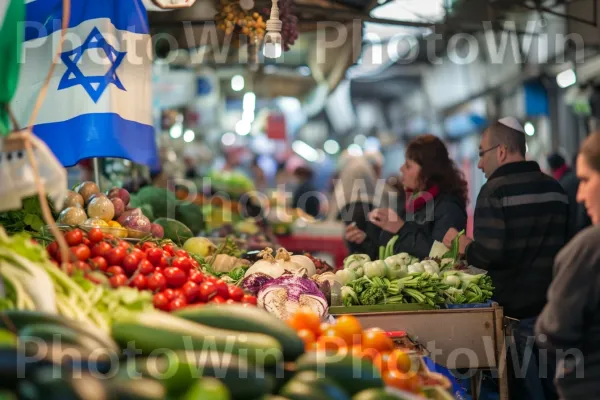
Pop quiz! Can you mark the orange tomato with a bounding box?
[287,308,322,334]
[388,349,414,373]
[334,315,363,345]
[374,352,391,374]
[297,329,317,349]
[319,322,331,334]
[383,370,421,392]
[362,329,395,353]
[350,345,379,363]
[316,329,348,354]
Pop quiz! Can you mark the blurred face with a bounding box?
[478,131,502,179]
[400,158,422,191]
[576,154,600,225]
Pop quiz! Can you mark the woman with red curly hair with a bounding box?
[346,134,468,259]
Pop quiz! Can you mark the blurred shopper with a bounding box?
[292,166,321,218]
[347,135,467,259]
[536,132,600,400]
[251,156,267,191]
[445,118,568,400]
[547,152,591,238]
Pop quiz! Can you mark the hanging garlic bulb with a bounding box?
[239,0,254,11]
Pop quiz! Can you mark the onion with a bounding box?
[274,248,306,273]
[289,254,316,276]
[244,248,285,279]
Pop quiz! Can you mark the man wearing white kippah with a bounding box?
[444,118,569,400]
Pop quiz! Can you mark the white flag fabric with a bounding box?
[12,0,158,167]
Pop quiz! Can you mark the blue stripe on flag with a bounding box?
[32,113,158,168]
[25,0,149,41]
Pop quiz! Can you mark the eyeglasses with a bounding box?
[478,145,499,158]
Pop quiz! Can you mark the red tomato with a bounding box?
[190,259,200,269]
[91,242,111,258]
[131,248,145,259]
[162,244,176,256]
[163,288,176,300]
[199,281,217,302]
[117,240,130,249]
[227,286,244,302]
[154,267,163,275]
[210,296,226,304]
[241,294,257,305]
[171,257,192,272]
[82,238,91,247]
[214,280,229,299]
[88,228,104,244]
[141,242,157,251]
[174,249,188,258]
[122,254,141,275]
[147,273,167,292]
[71,244,91,261]
[65,229,84,246]
[75,261,91,272]
[146,248,165,266]
[181,281,200,302]
[204,275,218,284]
[169,297,188,311]
[188,270,204,284]
[107,266,125,276]
[110,274,128,288]
[130,274,147,290]
[226,299,236,304]
[164,267,187,288]
[89,256,108,271]
[62,263,74,275]
[153,293,169,310]
[47,242,58,258]
[104,234,115,241]
[172,288,185,301]
[138,259,154,275]
[106,247,127,266]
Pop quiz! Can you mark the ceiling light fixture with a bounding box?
[263,0,282,59]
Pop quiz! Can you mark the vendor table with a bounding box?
[331,304,509,400]
[276,234,348,269]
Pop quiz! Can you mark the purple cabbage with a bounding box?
[242,273,274,296]
[257,270,328,320]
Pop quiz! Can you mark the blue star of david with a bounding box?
[58,27,127,103]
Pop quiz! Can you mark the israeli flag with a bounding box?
[12,0,158,168]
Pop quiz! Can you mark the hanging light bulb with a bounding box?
[263,0,282,59]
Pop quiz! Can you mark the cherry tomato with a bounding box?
[362,329,395,354]
[130,274,147,290]
[117,240,130,249]
[110,274,128,288]
[141,242,157,251]
[214,279,229,299]
[164,267,187,288]
[65,229,84,246]
[47,242,58,257]
[287,308,320,333]
[181,281,200,302]
[104,234,115,241]
[131,248,145,259]
[146,248,165,266]
[88,228,104,244]
[199,281,217,302]
[188,270,204,284]
[75,261,91,272]
[138,259,154,275]
[190,259,200,269]
[91,242,111,258]
[163,288,176,301]
[147,273,167,292]
[383,370,420,392]
[106,247,127,266]
[162,244,176,256]
[297,329,317,349]
[174,249,189,258]
[153,293,169,310]
[227,286,244,302]
[169,297,188,311]
[335,315,363,345]
[241,294,257,305]
[82,238,91,247]
[210,295,226,304]
[107,266,125,276]
[122,254,142,275]
[226,299,236,304]
[71,244,91,261]
[89,256,108,271]
[204,275,218,284]
[171,257,192,272]
[172,288,185,301]
[154,267,163,275]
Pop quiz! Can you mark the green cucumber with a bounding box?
[179,378,231,400]
[18,324,100,354]
[279,372,350,400]
[295,352,383,396]
[0,329,16,349]
[129,351,275,400]
[105,377,166,400]
[352,389,398,400]
[19,367,108,400]
[0,311,118,353]
[175,304,305,361]
[112,312,282,366]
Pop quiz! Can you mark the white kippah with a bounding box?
[498,117,525,133]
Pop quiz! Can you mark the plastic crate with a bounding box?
[443,300,494,309]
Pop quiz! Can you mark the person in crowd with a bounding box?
[547,152,591,238]
[444,118,569,400]
[346,134,467,260]
[251,156,267,191]
[292,166,321,218]
[536,132,600,400]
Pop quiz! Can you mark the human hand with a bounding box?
[345,224,367,244]
[443,228,460,248]
[368,208,404,234]
[458,235,472,255]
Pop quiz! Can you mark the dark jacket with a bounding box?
[559,169,592,239]
[351,193,467,260]
[466,161,569,319]
[536,226,600,399]
[293,181,320,218]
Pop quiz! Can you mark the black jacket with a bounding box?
[559,170,592,239]
[350,194,467,260]
[536,226,600,399]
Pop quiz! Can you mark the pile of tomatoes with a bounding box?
[286,309,431,394]
[45,228,257,312]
